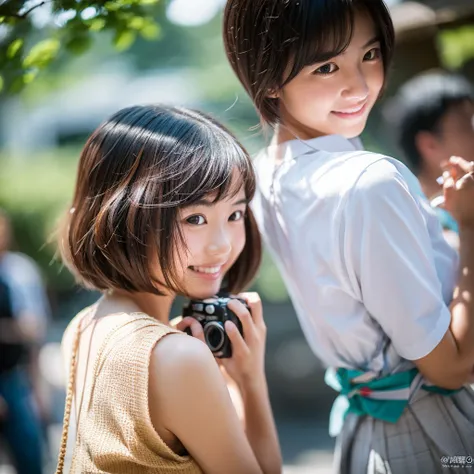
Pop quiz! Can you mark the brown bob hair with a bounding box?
[60,105,261,296]
[223,0,395,127]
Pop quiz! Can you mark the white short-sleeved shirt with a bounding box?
[253,134,459,374]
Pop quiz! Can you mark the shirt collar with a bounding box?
[267,134,364,161]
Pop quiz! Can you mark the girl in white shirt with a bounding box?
[223,1,474,473]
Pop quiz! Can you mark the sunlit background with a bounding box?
[0,0,473,472]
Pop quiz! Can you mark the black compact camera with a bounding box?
[182,295,246,358]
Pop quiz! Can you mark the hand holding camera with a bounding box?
[177,292,266,389]
[181,294,247,358]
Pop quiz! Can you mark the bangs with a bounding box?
[281,1,355,86]
[159,120,256,208]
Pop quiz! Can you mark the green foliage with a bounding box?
[0,0,162,95]
[0,150,79,290]
[439,26,474,70]
[254,252,289,303]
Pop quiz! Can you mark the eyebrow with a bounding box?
[362,36,381,49]
[310,35,381,65]
[190,197,249,207]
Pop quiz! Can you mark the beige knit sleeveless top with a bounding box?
[66,312,203,474]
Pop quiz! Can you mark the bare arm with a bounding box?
[150,334,264,474]
[415,158,474,388]
[173,294,282,474]
[221,295,281,474]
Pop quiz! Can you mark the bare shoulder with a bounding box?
[150,333,216,382]
[149,333,226,429]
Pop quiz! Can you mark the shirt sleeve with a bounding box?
[339,159,451,361]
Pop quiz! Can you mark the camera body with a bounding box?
[182,295,246,358]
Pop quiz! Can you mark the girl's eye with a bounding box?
[313,63,338,75]
[186,215,206,225]
[364,48,381,61]
[229,210,245,221]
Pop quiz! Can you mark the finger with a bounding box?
[455,172,474,190]
[448,156,474,177]
[430,194,445,209]
[442,175,456,210]
[224,320,249,357]
[238,292,264,328]
[169,315,183,329]
[227,299,256,344]
[443,174,455,192]
[175,317,205,343]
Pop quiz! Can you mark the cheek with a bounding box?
[232,225,246,258]
[369,65,384,96]
[448,133,474,159]
[285,80,333,116]
[178,230,198,263]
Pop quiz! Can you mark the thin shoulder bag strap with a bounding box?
[55,317,82,474]
[55,312,158,473]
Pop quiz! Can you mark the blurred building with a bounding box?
[389,0,474,89]
[0,64,200,155]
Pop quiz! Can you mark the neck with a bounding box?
[104,290,175,326]
[417,165,442,201]
[274,120,325,146]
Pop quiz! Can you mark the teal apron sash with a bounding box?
[325,367,459,437]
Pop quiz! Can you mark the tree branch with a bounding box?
[0,0,51,20]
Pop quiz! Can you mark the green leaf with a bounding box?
[139,0,159,5]
[23,38,60,69]
[114,30,136,51]
[128,16,146,30]
[10,74,26,94]
[140,22,160,40]
[0,75,3,92]
[65,34,92,54]
[7,38,24,59]
[104,1,122,11]
[87,17,106,31]
[23,70,38,84]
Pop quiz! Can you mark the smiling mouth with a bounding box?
[189,265,223,275]
[332,102,367,117]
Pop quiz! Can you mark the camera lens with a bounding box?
[204,322,225,352]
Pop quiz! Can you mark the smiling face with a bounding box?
[276,9,384,140]
[171,181,248,299]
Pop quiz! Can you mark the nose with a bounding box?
[342,67,369,102]
[206,226,232,257]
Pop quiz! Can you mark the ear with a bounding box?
[267,87,279,99]
[415,130,443,166]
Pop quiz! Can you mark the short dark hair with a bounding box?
[384,71,474,173]
[223,0,395,127]
[61,105,261,296]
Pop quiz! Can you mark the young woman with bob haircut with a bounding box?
[56,104,281,474]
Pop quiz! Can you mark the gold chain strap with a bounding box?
[55,319,81,474]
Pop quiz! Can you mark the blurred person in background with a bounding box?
[384,71,474,248]
[0,208,50,474]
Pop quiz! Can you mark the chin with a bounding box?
[341,122,367,139]
[187,284,222,300]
